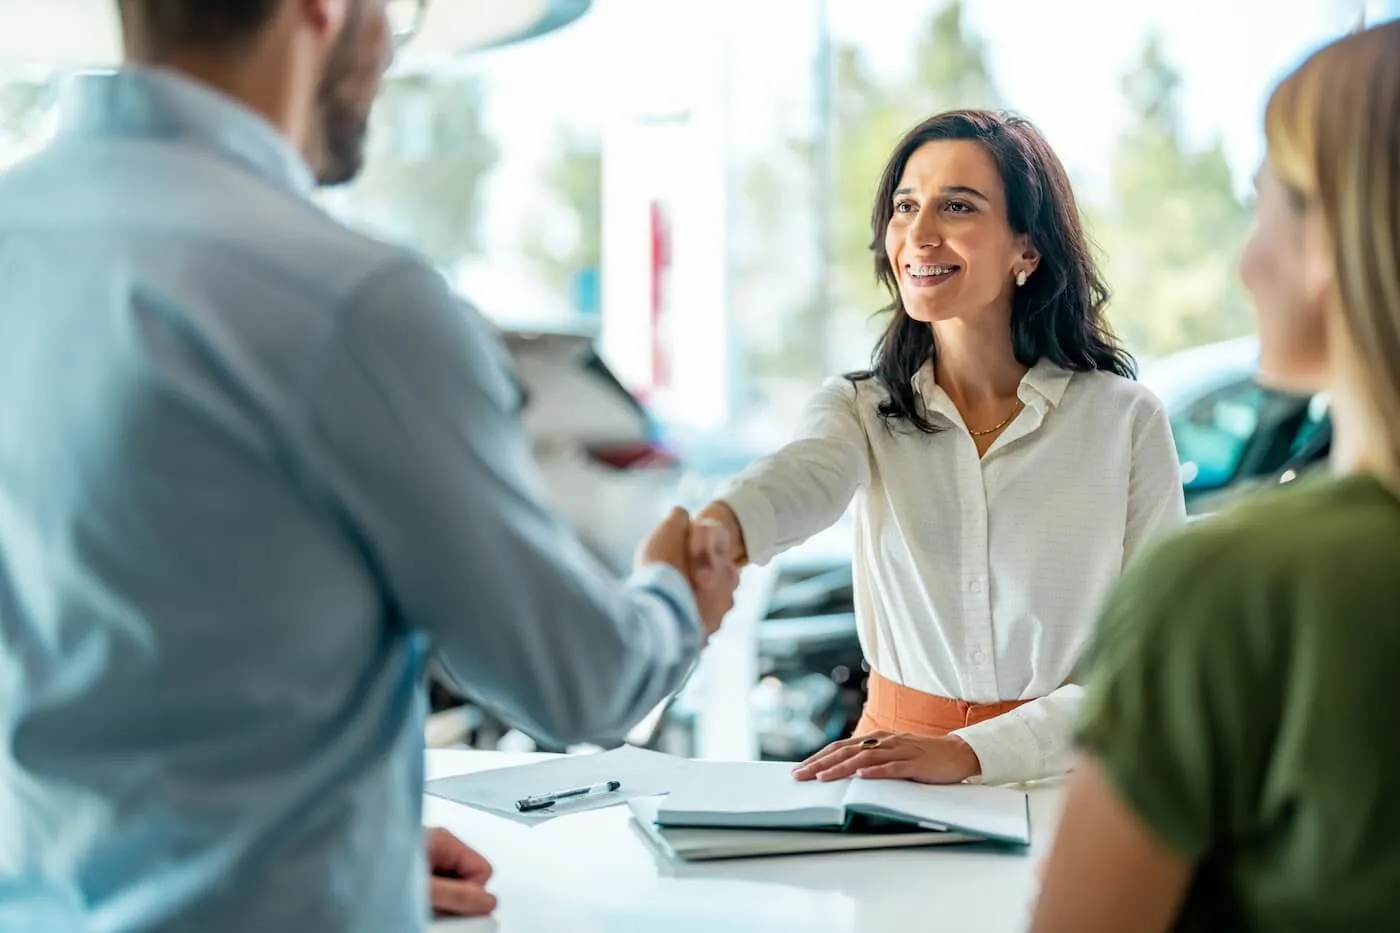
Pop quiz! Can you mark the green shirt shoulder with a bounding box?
[1078,474,1400,933]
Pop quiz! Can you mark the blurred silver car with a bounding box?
[427,324,683,748]
[503,325,681,575]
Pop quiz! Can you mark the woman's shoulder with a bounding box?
[1056,370,1171,440]
[1066,368,1166,410]
[811,373,895,416]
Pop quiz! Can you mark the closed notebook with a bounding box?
[629,798,977,862]
[655,761,1030,846]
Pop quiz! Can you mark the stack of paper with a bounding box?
[628,797,977,862]
[650,760,1031,849]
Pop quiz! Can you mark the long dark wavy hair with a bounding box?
[848,110,1134,433]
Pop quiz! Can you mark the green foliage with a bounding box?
[521,130,602,301]
[738,0,1002,383]
[1096,35,1255,357]
[345,73,500,269]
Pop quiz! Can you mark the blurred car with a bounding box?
[427,322,683,746]
[503,324,681,575]
[1139,337,1332,515]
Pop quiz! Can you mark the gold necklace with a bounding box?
[968,400,1024,437]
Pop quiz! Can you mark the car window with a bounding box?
[1171,378,1270,491]
[1289,393,1332,459]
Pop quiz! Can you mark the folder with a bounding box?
[629,797,979,861]
[653,761,1030,847]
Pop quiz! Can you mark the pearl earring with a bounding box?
[1015,270,1028,287]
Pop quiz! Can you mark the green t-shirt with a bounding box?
[1078,473,1400,933]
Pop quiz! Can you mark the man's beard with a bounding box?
[314,89,370,188]
[312,8,374,187]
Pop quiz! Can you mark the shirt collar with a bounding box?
[1018,358,1074,408]
[913,357,1075,418]
[56,66,316,198]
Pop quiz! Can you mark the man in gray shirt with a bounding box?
[0,1,738,930]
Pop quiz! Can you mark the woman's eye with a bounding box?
[944,200,974,214]
[893,200,916,214]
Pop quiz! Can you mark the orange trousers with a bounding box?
[855,669,1031,737]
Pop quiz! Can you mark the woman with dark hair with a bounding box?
[693,109,1185,786]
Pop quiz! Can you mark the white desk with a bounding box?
[425,750,1064,933]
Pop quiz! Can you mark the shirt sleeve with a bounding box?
[1124,389,1188,565]
[951,683,1083,785]
[302,258,705,748]
[714,377,872,565]
[1075,525,1271,861]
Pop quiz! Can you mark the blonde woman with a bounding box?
[1033,21,1400,933]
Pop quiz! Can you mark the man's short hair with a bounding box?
[117,0,284,52]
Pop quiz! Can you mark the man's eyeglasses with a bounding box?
[387,0,428,51]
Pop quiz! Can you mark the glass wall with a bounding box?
[0,0,1371,445]
[321,0,1364,448]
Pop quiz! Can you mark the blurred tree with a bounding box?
[346,74,499,270]
[521,129,602,312]
[1097,36,1254,358]
[737,0,1002,383]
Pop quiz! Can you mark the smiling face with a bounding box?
[882,139,1038,326]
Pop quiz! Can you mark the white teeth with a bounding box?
[910,263,956,276]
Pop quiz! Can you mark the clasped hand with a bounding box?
[636,505,744,637]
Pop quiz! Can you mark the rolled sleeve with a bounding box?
[628,563,703,639]
[952,684,1083,785]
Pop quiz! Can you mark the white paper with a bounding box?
[426,746,693,823]
[657,761,849,828]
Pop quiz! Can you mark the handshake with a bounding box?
[635,501,748,638]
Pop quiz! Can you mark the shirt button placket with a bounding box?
[963,456,997,701]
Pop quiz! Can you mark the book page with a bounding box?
[657,761,851,828]
[842,779,1031,844]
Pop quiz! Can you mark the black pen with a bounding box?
[515,780,623,813]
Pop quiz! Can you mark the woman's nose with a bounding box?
[908,209,943,248]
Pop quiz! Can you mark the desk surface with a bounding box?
[425,750,1064,933]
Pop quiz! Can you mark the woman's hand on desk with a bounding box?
[790,732,982,784]
[426,827,496,917]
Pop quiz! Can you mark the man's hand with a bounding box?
[637,507,741,637]
[426,827,496,917]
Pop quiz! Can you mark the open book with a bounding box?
[655,762,1030,846]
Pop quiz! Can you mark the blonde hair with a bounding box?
[1265,21,1400,478]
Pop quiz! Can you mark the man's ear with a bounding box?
[299,0,349,43]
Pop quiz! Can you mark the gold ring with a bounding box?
[859,737,881,749]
